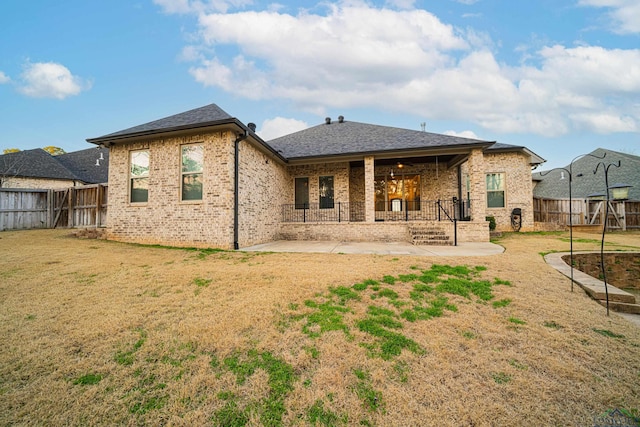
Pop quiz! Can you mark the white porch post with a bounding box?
[364,156,375,223]
[467,148,486,222]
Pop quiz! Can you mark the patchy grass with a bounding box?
[72,373,103,386]
[593,329,625,339]
[2,229,640,426]
[492,299,512,309]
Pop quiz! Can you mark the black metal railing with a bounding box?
[374,199,470,222]
[281,199,471,223]
[282,202,365,223]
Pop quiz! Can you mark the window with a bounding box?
[181,145,203,201]
[486,173,505,208]
[295,177,309,209]
[319,176,334,209]
[374,174,421,211]
[130,150,149,203]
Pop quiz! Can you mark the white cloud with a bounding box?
[18,62,90,99]
[569,112,637,133]
[258,117,309,141]
[443,130,480,139]
[579,0,640,34]
[0,71,10,84]
[167,2,640,137]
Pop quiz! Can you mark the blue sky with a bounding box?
[1,0,638,171]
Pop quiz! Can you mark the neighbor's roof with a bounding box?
[0,149,79,181]
[267,119,495,160]
[533,148,640,200]
[56,148,109,184]
[0,148,109,184]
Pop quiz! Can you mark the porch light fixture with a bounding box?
[609,183,632,201]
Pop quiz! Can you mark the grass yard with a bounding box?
[1,229,639,426]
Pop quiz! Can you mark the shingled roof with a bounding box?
[0,149,78,180]
[86,103,544,167]
[87,104,238,144]
[533,148,640,200]
[0,148,109,184]
[56,148,109,184]
[267,119,495,160]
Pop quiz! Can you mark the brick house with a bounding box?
[87,104,544,249]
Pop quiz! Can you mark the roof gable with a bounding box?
[87,103,236,143]
[267,120,495,160]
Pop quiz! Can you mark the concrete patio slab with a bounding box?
[240,240,504,256]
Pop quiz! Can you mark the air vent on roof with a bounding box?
[248,123,256,132]
[325,117,331,124]
[338,115,344,123]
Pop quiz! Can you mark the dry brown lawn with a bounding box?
[0,229,639,426]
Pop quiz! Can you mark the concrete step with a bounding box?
[599,300,640,314]
[409,225,452,246]
[413,235,450,241]
[582,285,637,304]
[411,230,446,236]
[413,240,454,246]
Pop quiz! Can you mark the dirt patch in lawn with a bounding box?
[1,229,639,426]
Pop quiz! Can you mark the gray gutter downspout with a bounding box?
[234,130,248,250]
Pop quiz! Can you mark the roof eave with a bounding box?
[283,142,495,165]
[487,146,546,166]
[86,118,246,145]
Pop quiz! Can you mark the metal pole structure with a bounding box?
[593,160,621,317]
[539,152,606,292]
[566,152,606,292]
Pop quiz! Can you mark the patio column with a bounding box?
[467,148,486,222]
[364,155,375,223]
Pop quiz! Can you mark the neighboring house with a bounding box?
[0,147,109,189]
[87,103,544,249]
[533,148,640,201]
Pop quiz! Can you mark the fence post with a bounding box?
[67,188,74,228]
[95,185,102,227]
[338,202,341,223]
[47,189,53,228]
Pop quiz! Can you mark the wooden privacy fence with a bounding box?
[0,188,52,231]
[53,184,108,228]
[534,197,640,230]
[0,184,108,231]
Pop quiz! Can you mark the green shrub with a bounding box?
[486,216,496,231]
